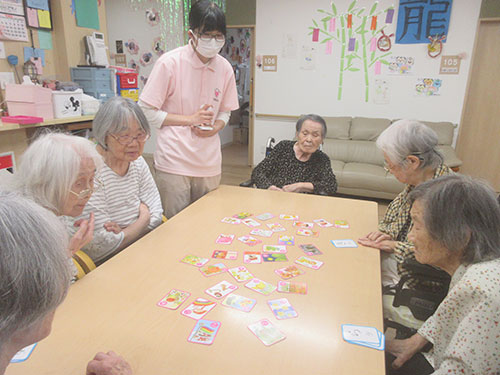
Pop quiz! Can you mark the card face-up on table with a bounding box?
[279,214,298,220]
[262,253,288,262]
[212,250,238,260]
[228,266,254,282]
[266,222,286,232]
[180,255,209,267]
[341,324,385,351]
[199,263,227,277]
[299,244,322,256]
[244,251,262,264]
[222,294,257,312]
[242,218,261,227]
[238,235,262,246]
[187,319,221,345]
[216,234,235,245]
[296,228,319,237]
[278,235,295,245]
[10,343,37,363]
[181,298,217,320]
[157,289,191,310]
[314,218,333,227]
[275,265,305,279]
[255,212,274,221]
[267,298,298,320]
[245,278,277,295]
[331,239,358,248]
[250,228,273,237]
[277,281,307,294]
[233,212,252,219]
[248,319,286,346]
[221,217,241,224]
[262,244,287,253]
[205,280,238,299]
[293,221,314,228]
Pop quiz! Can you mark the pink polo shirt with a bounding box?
[140,44,239,177]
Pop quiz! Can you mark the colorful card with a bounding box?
[295,256,324,270]
[293,221,314,228]
[238,235,262,246]
[299,244,323,256]
[275,265,305,279]
[277,280,308,294]
[180,255,209,267]
[334,220,350,229]
[267,298,298,319]
[248,319,286,346]
[233,212,252,219]
[221,217,241,224]
[242,218,261,227]
[181,298,217,320]
[255,212,274,221]
[211,250,238,260]
[187,319,221,345]
[205,280,238,299]
[341,324,385,351]
[199,263,227,277]
[244,251,262,264]
[250,228,273,238]
[216,234,235,245]
[10,344,37,363]
[245,278,277,295]
[262,244,287,253]
[331,239,358,248]
[157,289,191,310]
[266,222,286,232]
[278,235,295,245]
[263,253,288,262]
[221,293,257,312]
[296,228,319,237]
[228,266,254,282]
[314,218,333,228]
[280,214,299,220]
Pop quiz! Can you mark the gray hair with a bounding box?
[409,175,500,265]
[16,132,102,215]
[93,96,151,149]
[376,120,443,169]
[0,192,71,349]
[296,114,327,139]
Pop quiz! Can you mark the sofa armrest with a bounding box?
[438,145,462,169]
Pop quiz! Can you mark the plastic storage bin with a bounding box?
[119,89,139,102]
[70,67,115,102]
[52,89,83,118]
[5,84,54,120]
[117,72,138,89]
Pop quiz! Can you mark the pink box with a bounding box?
[5,84,54,120]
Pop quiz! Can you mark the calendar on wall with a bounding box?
[0,0,24,16]
[0,13,28,41]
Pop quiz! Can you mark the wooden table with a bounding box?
[6,185,384,375]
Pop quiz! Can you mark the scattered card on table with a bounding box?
[267,298,298,319]
[157,289,191,310]
[181,298,217,320]
[296,229,319,237]
[245,278,277,295]
[255,212,274,221]
[262,244,287,253]
[215,234,235,245]
[212,250,238,260]
[293,221,314,228]
[228,266,254,282]
[334,220,350,228]
[10,344,37,363]
[187,319,221,345]
[295,256,324,270]
[221,217,241,224]
[244,251,262,264]
[238,235,262,246]
[341,324,385,350]
[314,218,333,228]
[278,235,294,245]
[277,280,307,294]
[299,244,323,256]
[266,222,286,232]
[205,280,238,299]
[242,218,261,227]
[280,214,299,220]
[222,293,257,312]
[233,212,252,219]
[275,265,305,279]
[331,239,358,248]
[180,255,209,267]
[250,228,273,237]
[263,253,288,262]
[248,319,286,346]
[199,263,227,277]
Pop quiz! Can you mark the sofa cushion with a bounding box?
[420,121,454,145]
[339,162,404,194]
[323,139,385,166]
[350,117,391,141]
[323,116,351,140]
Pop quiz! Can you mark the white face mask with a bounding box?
[192,33,225,59]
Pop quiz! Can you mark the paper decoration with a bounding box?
[373,79,390,105]
[152,36,164,56]
[126,39,139,54]
[0,14,28,41]
[139,51,153,66]
[329,17,335,32]
[37,9,51,28]
[26,7,38,27]
[312,28,319,42]
[146,8,159,26]
[348,38,355,52]
[114,53,126,67]
[427,34,446,58]
[347,14,352,28]
[388,56,414,75]
[23,47,45,66]
[385,8,394,24]
[0,0,24,16]
[0,41,5,58]
[370,16,377,31]
[37,30,52,49]
[415,78,442,96]
[300,45,316,71]
[27,0,48,11]
[374,60,381,75]
[370,37,376,52]
[325,40,333,55]
[74,0,99,30]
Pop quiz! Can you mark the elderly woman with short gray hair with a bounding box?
[385,175,500,375]
[68,96,163,265]
[358,120,453,292]
[251,114,337,195]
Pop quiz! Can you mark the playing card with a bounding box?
[278,235,295,245]
[295,256,324,270]
[277,280,307,294]
[221,293,257,312]
[221,217,241,224]
[243,251,262,264]
[275,265,305,279]
[180,255,209,267]
[187,319,221,345]
[205,280,238,299]
[215,234,235,245]
[181,298,217,320]
[228,266,254,282]
[296,228,319,237]
[10,344,37,363]
[245,278,277,295]
[266,222,286,232]
[293,221,314,228]
[334,220,350,229]
[233,212,252,219]
[248,319,286,346]
[262,244,287,253]
[279,214,299,220]
[341,324,385,351]
[199,263,227,277]
[238,235,262,246]
[299,244,323,256]
[250,228,273,237]
[262,253,288,262]
[314,218,333,228]
[267,298,298,319]
[211,250,238,260]
[157,289,191,310]
[242,218,261,227]
[255,213,274,221]
[331,239,358,248]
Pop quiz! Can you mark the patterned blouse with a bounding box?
[418,258,500,374]
[251,140,337,196]
[378,163,452,291]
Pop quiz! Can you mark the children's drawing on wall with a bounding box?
[128,58,140,73]
[125,39,139,55]
[373,79,390,104]
[388,56,414,75]
[415,78,442,96]
[300,45,316,70]
[282,34,298,59]
[139,52,153,66]
[221,28,251,65]
[145,8,159,26]
[153,36,165,56]
[309,0,395,102]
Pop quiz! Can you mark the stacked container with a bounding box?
[5,84,54,120]
[70,67,115,102]
[116,72,139,102]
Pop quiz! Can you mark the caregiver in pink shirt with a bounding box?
[139,0,238,218]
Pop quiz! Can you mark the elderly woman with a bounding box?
[251,114,337,195]
[385,175,500,374]
[358,120,452,291]
[0,192,132,375]
[69,97,163,265]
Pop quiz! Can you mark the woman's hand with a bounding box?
[104,221,122,234]
[86,351,132,375]
[189,104,214,126]
[282,182,314,193]
[386,334,429,370]
[191,119,224,138]
[358,231,396,252]
[69,213,95,255]
[268,185,283,191]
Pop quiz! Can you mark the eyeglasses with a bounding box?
[109,132,150,146]
[69,177,103,200]
[198,33,225,42]
[383,153,425,173]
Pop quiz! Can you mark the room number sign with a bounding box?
[439,55,460,74]
[262,55,277,72]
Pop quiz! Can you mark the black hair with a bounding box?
[296,114,327,138]
[189,0,226,35]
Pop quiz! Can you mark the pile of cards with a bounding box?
[341,324,385,351]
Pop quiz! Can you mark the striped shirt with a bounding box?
[66,156,163,263]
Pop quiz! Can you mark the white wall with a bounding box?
[253,0,481,164]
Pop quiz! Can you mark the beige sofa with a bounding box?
[322,117,462,200]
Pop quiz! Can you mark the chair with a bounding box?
[72,250,97,281]
[239,137,275,188]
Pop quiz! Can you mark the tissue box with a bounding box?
[5,84,54,120]
[52,89,83,119]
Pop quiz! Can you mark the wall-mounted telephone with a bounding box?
[84,32,109,67]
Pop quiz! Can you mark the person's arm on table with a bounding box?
[137,157,163,229]
[105,203,151,251]
[86,351,132,375]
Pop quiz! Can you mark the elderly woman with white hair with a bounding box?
[358,120,453,291]
[69,96,163,265]
[385,175,500,375]
[0,192,132,375]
